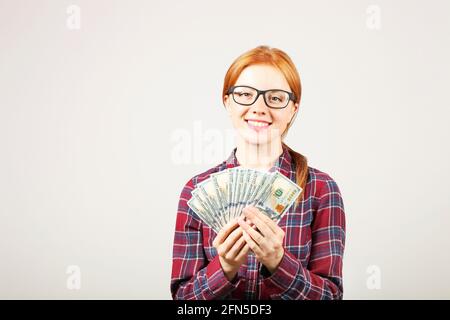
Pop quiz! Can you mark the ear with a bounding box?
[290,102,299,117]
[223,95,232,115]
[289,103,299,123]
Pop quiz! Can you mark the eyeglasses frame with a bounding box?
[226,85,297,109]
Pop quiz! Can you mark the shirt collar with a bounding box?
[225,144,293,178]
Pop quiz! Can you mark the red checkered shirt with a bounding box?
[171,144,346,300]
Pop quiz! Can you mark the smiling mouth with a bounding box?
[245,119,272,131]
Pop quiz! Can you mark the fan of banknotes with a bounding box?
[187,167,302,233]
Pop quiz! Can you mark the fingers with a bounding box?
[244,206,285,243]
[235,243,250,261]
[213,218,239,247]
[243,209,273,238]
[242,229,264,257]
[225,234,246,260]
[238,216,266,249]
[243,206,278,235]
[248,206,278,229]
[220,226,243,255]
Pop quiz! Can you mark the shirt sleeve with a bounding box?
[260,177,346,300]
[170,179,242,300]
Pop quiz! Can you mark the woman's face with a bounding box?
[224,64,298,147]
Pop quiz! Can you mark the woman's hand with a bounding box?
[238,206,285,274]
[212,218,250,281]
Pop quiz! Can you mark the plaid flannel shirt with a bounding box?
[171,144,346,300]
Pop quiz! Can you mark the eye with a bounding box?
[235,91,254,98]
[267,91,287,104]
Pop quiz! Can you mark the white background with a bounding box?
[1,0,449,299]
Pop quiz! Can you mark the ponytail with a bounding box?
[282,142,308,208]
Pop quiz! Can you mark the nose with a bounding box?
[249,94,269,115]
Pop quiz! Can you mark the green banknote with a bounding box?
[187,167,302,233]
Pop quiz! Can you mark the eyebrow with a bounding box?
[234,85,290,91]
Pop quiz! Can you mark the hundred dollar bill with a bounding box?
[186,166,302,233]
[229,168,239,220]
[236,168,263,219]
[209,172,228,221]
[196,178,229,227]
[187,193,221,232]
[210,169,231,222]
[255,171,302,221]
[250,171,277,208]
[235,169,254,219]
[192,186,224,229]
[233,167,246,220]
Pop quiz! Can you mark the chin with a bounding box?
[241,133,272,146]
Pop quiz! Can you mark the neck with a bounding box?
[235,138,283,171]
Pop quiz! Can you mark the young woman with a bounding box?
[171,45,346,300]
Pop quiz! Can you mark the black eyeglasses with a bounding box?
[226,85,296,109]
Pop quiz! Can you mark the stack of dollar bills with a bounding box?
[187,167,302,233]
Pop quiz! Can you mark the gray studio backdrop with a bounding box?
[1,0,449,299]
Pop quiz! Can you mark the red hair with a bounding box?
[222,45,309,205]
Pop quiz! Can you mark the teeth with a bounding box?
[247,120,269,127]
